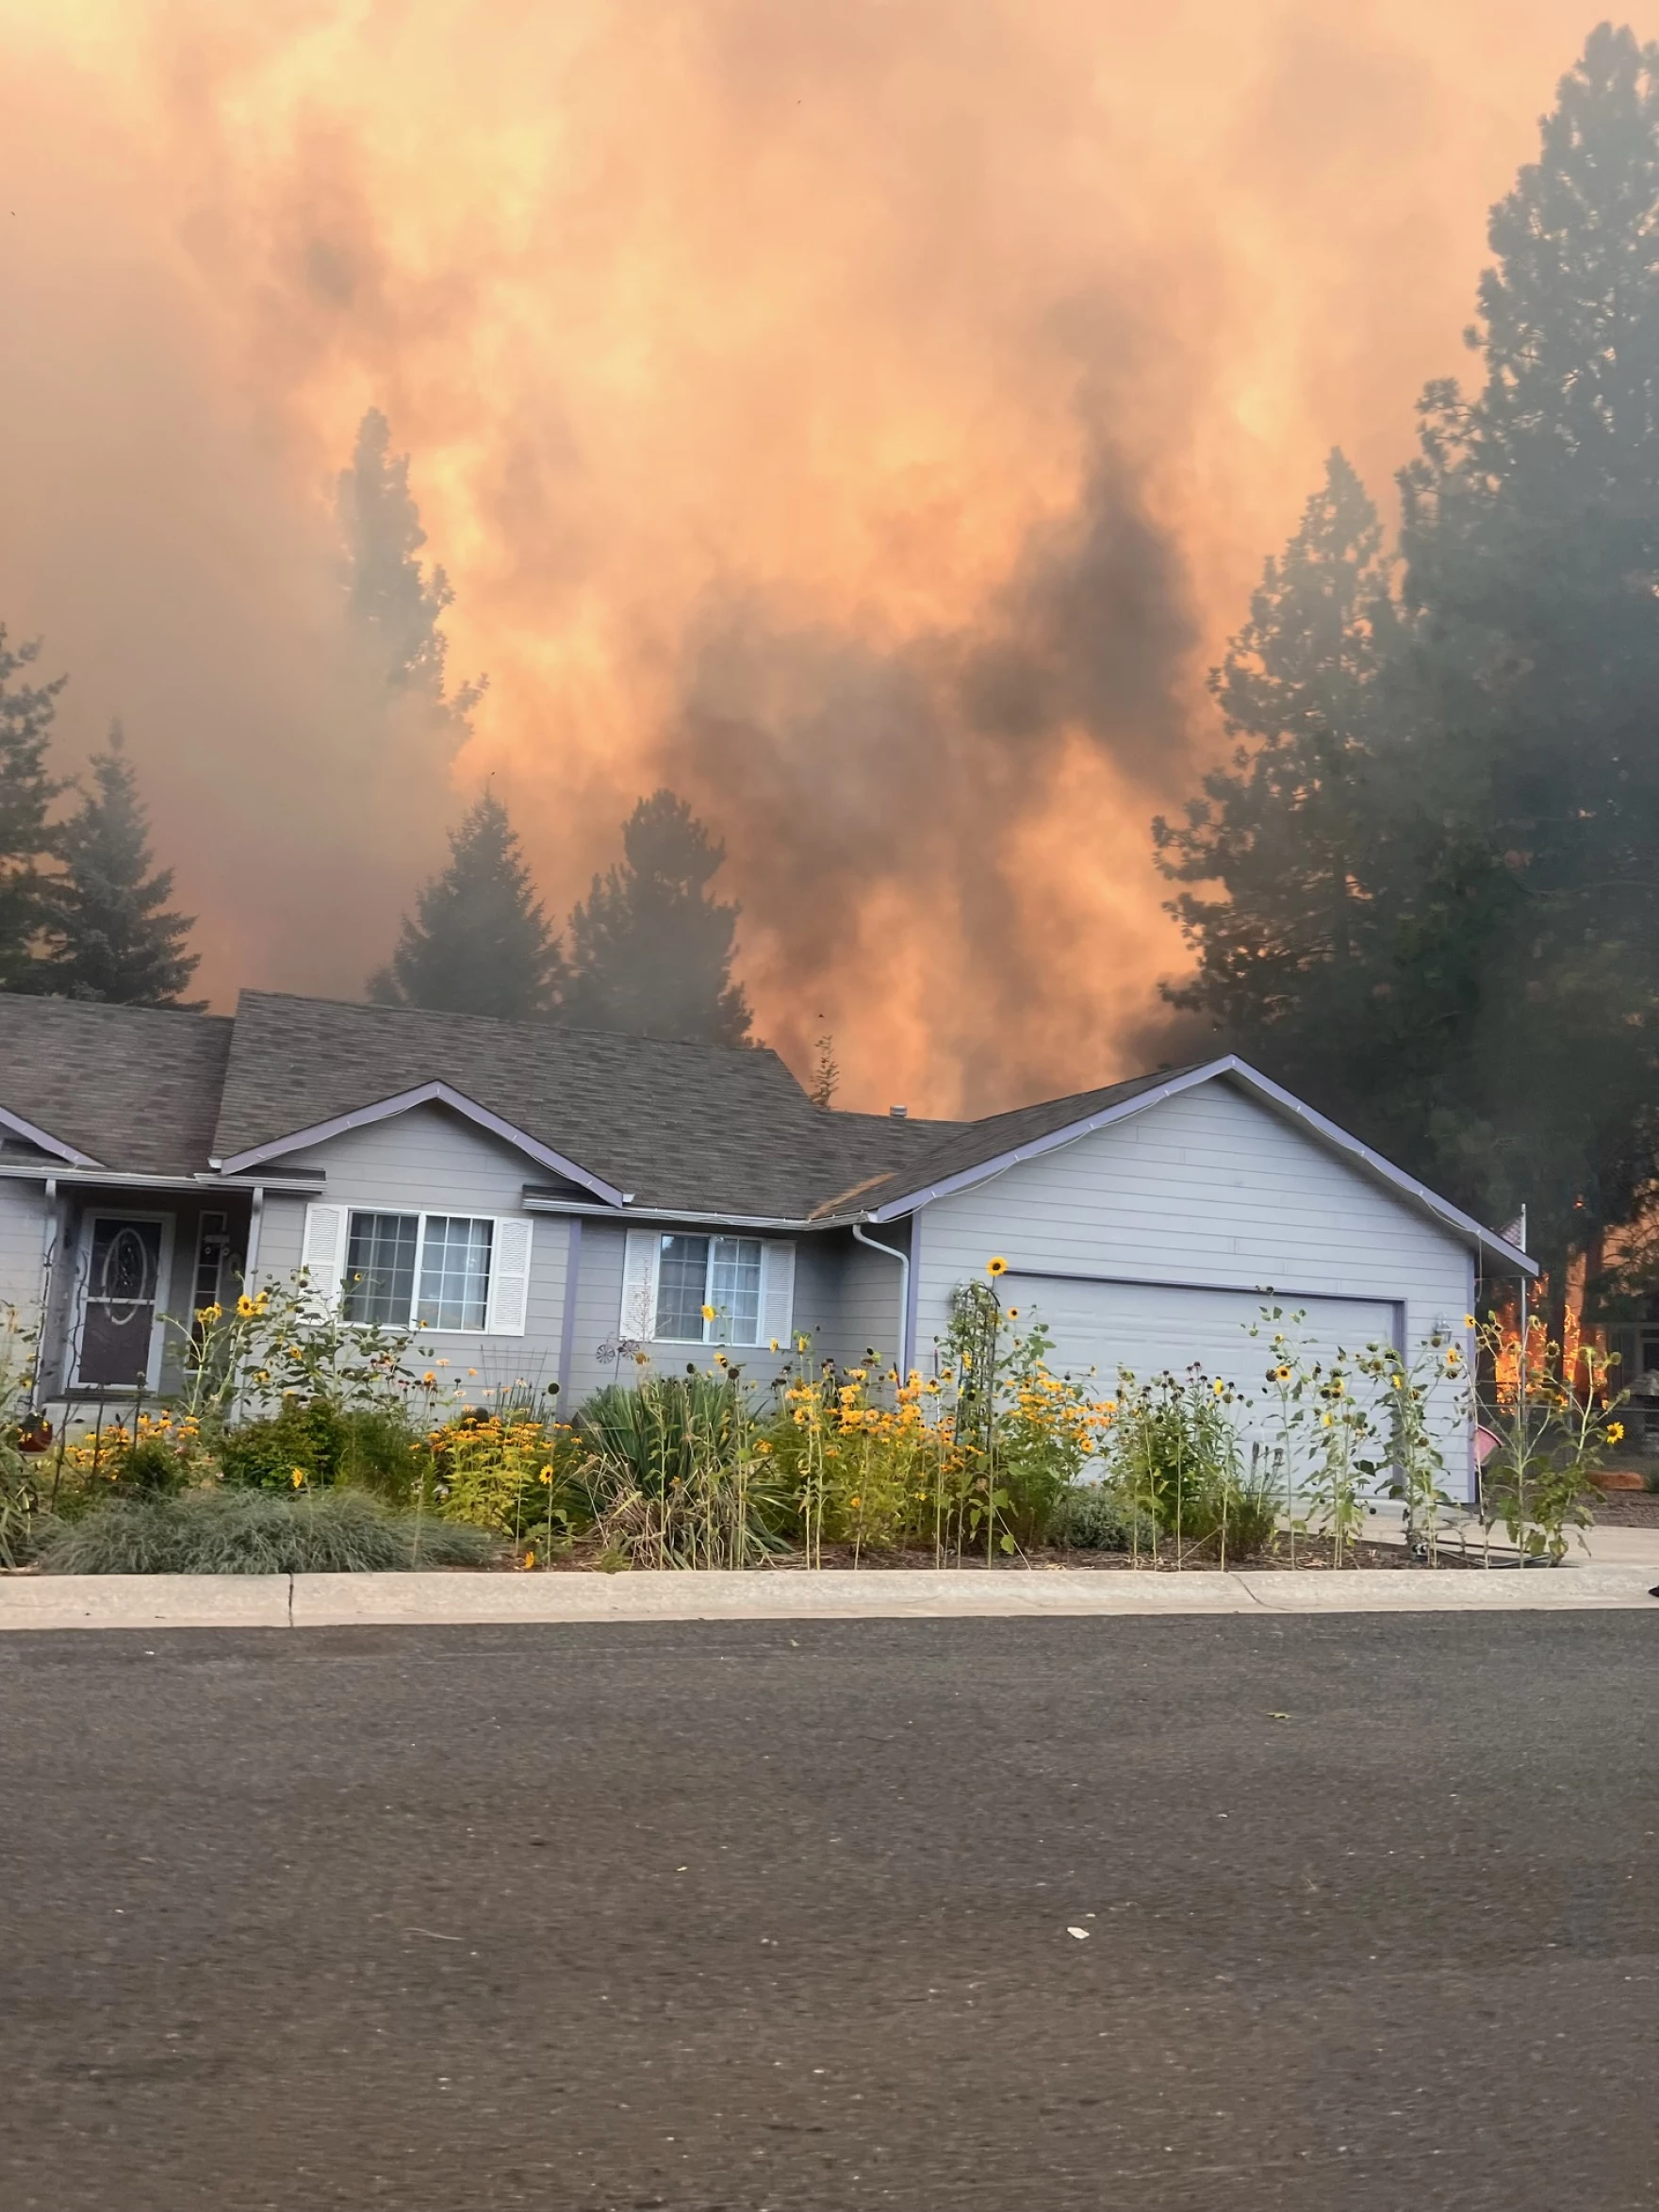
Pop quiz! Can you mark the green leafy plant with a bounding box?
[1047,1482,1158,1553]
[1473,1316,1621,1563]
[1353,1329,1465,1563]
[0,1302,42,1566]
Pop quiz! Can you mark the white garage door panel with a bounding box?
[1024,1278,1398,1405]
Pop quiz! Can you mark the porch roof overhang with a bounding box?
[0,1164,325,1196]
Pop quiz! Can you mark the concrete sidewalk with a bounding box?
[1360,1498,1659,1569]
[2,1560,1655,1631]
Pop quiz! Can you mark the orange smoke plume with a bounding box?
[0,1,1613,1108]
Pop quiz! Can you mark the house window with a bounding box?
[417,1216,493,1331]
[654,1234,764,1344]
[342,1213,419,1326]
[341,1212,493,1331]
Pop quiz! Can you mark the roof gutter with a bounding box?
[521,1196,821,1230]
[0,1164,324,1195]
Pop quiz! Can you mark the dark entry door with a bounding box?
[76,1217,165,1388]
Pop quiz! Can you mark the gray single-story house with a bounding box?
[0,989,1534,1495]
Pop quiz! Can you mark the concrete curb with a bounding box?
[2,1563,1655,1631]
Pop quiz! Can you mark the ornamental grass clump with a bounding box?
[578,1370,789,1569]
[34,1488,495,1575]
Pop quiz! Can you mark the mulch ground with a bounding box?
[530,1532,1479,1574]
[1590,1491,1659,1527]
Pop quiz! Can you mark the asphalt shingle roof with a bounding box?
[0,988,1182,1219]
[0,997,233,1177]
[213,994,966,1218]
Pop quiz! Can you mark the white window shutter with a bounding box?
[300,1204,349,1308]
[485,1216,534,1336]
[619,1229,661,1343]
[759,1241,797,1349]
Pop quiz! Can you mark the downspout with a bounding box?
[31,1177,57,1412]
[852,1221,911,1375]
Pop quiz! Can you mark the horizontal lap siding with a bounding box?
[567,1221,627,1406]
[0,1180,46,1323]
[835,1227,907,1375]
[916,1081,1477,1495]
[255,1106,568,1405]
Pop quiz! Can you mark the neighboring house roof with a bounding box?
[0,989,1534,1271]
[0,997,234,1177]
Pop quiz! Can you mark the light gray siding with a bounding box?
[0,1178,46,1326]
[251,1103,569,1410]
[566,1219,628,1405]
[914,1079,1476,1495]
[832,1224,909,1375]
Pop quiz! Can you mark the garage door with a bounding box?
[1018,1276,1399,1428]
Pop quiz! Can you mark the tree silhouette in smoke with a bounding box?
[43,725,201,1007]
[563,789,751,1046]
[369,792,564,1021]
[338,408,484,721]
[0,625,65,994]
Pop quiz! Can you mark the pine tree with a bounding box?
[42,727,202,1006]
[1152,27,1659,1292]
[562,790,751,1045]
[337,407,484,720]
[0,624,65,993]
[1392,22,1659,1277]
[1153,451,1397,1082]
[370,792,564,1020]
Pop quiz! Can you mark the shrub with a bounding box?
[216,1398,427,1500]
[35,1489,495,1575]
[1047,1483,1157,1553]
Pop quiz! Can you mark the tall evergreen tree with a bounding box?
[1155,25,1659,1296]
[562,790,751,1045]
[370,792,564,1020]
[43,727,201,1006]
[337,408,483,719]
[1391,21,1659,1279]
[1154,451,1397,1081]
[0,624,64,993]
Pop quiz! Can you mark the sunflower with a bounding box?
[986,1256,1009,1278]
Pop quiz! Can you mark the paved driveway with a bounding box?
[1,1615,1654,2209]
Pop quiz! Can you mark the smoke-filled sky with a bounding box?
[0,2,1632,1112]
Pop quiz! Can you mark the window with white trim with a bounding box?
[341,1211,493,1331]
[654,1234,764,1344]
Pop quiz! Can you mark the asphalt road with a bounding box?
[1,1615,1654,2212]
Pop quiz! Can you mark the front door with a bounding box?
[72,1214,170,1390]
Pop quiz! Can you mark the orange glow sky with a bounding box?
[0,2,1634,1111]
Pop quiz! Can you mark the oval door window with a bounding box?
[77,1217,165,1387]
